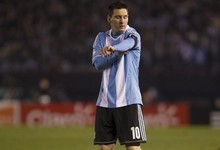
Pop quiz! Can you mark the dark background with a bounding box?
[0,0,220,110]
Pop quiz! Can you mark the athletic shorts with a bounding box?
[94,104,147,145]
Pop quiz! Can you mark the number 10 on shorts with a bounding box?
[131,127,140,139]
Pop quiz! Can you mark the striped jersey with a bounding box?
[92,25,143,108]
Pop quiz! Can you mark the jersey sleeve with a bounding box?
[113,37,135,52]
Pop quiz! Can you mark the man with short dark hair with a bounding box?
[92,1,147,150]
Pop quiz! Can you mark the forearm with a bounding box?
[113,37,135,52]
[92,53,121,71]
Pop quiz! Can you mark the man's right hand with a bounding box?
[100,46,115,57]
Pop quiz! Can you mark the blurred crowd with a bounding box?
[0,0,220,101]
[134,0,220,76]
[0,0,220,74]
[0,0,100,73]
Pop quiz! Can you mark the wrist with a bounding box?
[112,46,116,51]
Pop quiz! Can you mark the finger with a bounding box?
[101,50,108,57]
[107,46,111,51]
[100,50,105,57]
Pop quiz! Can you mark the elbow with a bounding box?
[93,62,104,71]
[92,56,113,71]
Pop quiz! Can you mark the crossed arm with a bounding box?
[92,34,138,70]
[100,36,136,57]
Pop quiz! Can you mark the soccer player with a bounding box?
[92,1,146,150]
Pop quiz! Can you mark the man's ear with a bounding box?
[107,16,111,23]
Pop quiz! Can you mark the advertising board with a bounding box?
[20,102,189,127]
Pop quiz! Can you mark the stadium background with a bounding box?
[0,0,220,127]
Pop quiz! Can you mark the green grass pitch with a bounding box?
[0,126,220,150]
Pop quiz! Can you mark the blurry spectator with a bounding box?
[30,77,69,103]
[35,78,51,104]
[0,77,23,101]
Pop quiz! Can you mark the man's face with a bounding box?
[108,8,128,34]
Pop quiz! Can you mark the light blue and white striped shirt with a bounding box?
[92,25,143,108]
